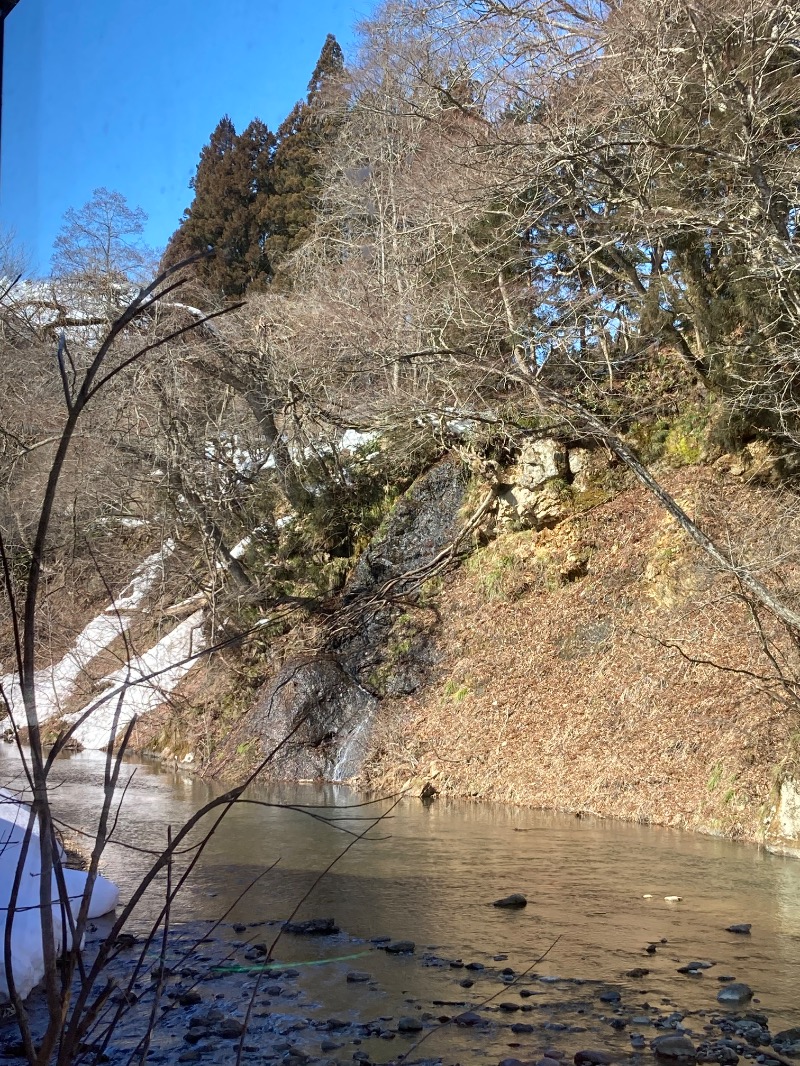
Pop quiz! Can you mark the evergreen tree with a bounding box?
[263,34,345,278]
[162,116,276,297]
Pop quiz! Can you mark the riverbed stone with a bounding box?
[455,1010,486,1027]
[215,1018,245,1039]
[627,968,650,978]
[511,1023,534,1034]
[493,893,528,908]
[774,1028,800,1044]
[652,1035,697,1062]
[696,1043,740,1065]
[385,939,415,954]
[574,1050,614,1065]
[284,917,339,936]
[717,984,753,1006]
[397,1016,424,1033]
[346,971,371,983]
[599,989,622,1003]
[724,924,751,935]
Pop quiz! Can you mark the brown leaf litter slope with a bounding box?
[358,467,800,842]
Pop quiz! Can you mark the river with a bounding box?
[2,747,799,1063]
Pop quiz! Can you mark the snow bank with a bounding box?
[68,610,206,750]
[0,791,119,1001]
[0,544,174,726]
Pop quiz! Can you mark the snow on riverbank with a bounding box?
[0,790,119,1001]
[0,544,174,727]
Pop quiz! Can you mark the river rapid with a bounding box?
[1,747,799,1065]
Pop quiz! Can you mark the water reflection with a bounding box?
[2,747,799,1029]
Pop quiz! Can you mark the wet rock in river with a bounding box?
[494,893,528,908]
[574,1050,614,1065]
[725,924,751,935]
[774,1028,800,1046]
[599,989,621,1003]
[284,917,339,936]
[696,1042,740,1065]
[397,1016,424,1033]
[651,1035,697,1062]
[385,939,415,954]
[511,1022,534,1034]
[716,984,753,1006]
[215,1017,245,1039]
[626,968,650,978]
[346,971,371,983]
[455,1010,486,1027]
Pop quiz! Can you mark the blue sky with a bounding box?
[0,0,365,276]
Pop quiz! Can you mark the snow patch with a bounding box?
[67,610,206,750]
[0,543,174,725]
[0,791,119,1001]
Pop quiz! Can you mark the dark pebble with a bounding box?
[510,1023,534,1034]
[599,990,622,1003]
[397,1017,424,1033]
[493,893,528,908]
[346,971,371,983]
[725,925,752,935]
[385,940,415,954]
[466,961,485,971]
[717,985,753,1006]
[574,1050,614,1065]
[499,1002,520,1012]
[459,979,474,988]
[455,1011,485,1027]
[651,1035,697,1061]
[215,1019,245,1039]
[284,918,339,936]
[627,968,650,978]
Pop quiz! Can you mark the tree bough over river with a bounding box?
[2,748,799,1066]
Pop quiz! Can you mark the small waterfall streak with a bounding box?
[330,710,373,782]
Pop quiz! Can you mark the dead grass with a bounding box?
[359,467,800,843]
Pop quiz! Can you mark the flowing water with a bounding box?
[2,747,799,1061]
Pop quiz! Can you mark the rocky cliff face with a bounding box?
[214,457,467,779]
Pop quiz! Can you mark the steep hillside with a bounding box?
[354,460,800,851]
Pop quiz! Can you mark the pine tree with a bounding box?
[263,34,345,279]
[162,116,276,297]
